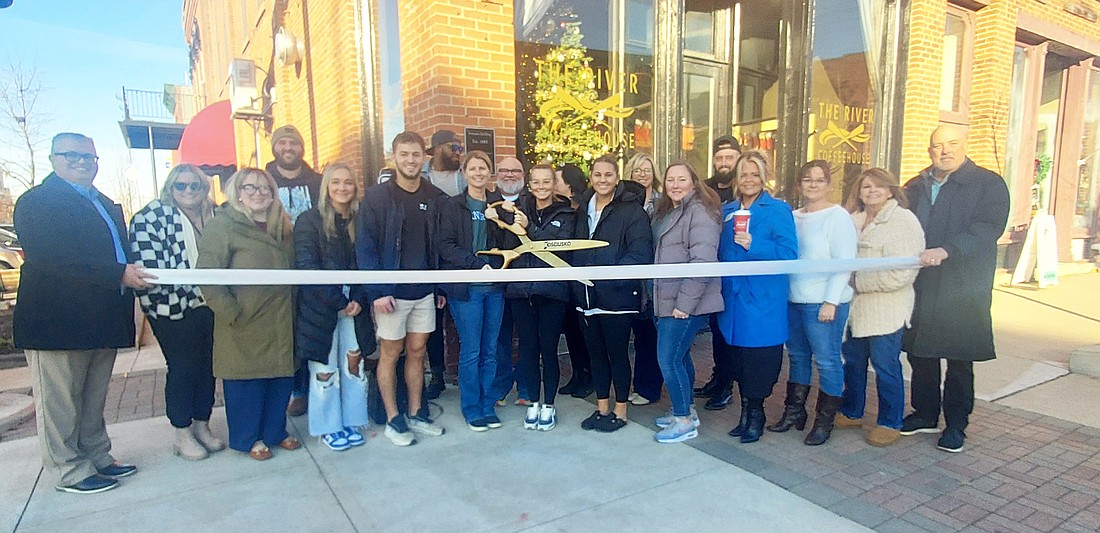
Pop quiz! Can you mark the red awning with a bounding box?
[178,100,236,166]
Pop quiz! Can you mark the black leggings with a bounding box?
[581,314,634,403]
[512,296,567,404]
[563,308,590,380]
[729,344,784,400]
[149,307,216,428]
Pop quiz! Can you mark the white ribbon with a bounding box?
[149,257,921,285]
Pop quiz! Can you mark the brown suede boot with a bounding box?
[866,426,901,447]
[834,413,863,429]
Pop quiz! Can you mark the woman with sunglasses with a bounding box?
[130,164,224,461]
[198,168,300,460]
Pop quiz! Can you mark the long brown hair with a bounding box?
[652,160,721,221]
[844,167,909,213]
[318,162,361,241]
[225,168,292,240]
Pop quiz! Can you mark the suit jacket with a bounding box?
[13,174,135,349]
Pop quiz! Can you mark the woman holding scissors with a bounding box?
[438,150,508,432]
[498,164,577,432]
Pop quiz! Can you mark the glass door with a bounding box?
[1077,68,1100,259]
[681,61,730,175]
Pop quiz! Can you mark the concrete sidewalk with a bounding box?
[0,397,867,533]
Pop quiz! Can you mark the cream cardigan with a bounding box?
[849,199,926,338]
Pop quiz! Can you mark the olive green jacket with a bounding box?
[197,207,295,380]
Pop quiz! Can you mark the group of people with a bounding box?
[13,121,1007,494]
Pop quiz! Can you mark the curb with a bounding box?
[0,391,34,433]
[1069,344,1100,378]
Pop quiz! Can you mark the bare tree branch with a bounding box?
[0,55,51,191]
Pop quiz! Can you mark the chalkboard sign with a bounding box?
[465,128,496,168]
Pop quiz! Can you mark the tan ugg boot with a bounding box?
[192,420,227,452]
[834,413,863,428]
[175,427,209,461]
[866,426,901,447]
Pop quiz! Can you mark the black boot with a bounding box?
[740,398,766,444]
[704,383,734,410]
[727,397,750,438]
[694,374,720,398]
[766,382,810,433]
[804,391,843,446]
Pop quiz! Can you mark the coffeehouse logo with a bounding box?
[814,101,873,165]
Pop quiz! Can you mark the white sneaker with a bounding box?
[384,419,417,447]
[524,402,541,430]
[407,415,445,437]
[537,404,557,431]
[656,407,700,428]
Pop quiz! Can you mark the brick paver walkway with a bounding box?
[3,335,1099,532]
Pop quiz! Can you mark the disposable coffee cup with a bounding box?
[733,209,751,233]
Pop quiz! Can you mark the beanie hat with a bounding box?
[271,125,304,150]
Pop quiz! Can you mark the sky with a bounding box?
[0,1,189,205]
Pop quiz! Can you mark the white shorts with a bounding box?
[374,294,436,340]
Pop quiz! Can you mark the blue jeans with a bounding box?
[307,315,369,436]
[223,377,294,452]
[786,302,849,396]
[656,316,704,417]
[449,286,504,422]
[841,329,905,429]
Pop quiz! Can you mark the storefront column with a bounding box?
[653,0,684,170]
[775,0,812,196]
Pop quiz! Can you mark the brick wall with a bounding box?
[398,0,517,160]
[901,0,1100,179]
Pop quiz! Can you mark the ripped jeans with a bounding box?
[308,315,369,436]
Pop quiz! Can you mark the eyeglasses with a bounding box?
[53,151,99,163]
[173,182,205,192]
[240,184,273,195]
[447,143,464,155]
[800,178,828,186]
[631,168,653,176]
[498,168,524,175]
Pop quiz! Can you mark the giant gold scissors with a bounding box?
[477,201,607,286]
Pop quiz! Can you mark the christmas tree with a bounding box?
[530,21,611,173]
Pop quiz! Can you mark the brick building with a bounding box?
[180,0,1100,261]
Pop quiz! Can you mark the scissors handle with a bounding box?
[477,248,520,268]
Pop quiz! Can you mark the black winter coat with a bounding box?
[503,194,576,302]
[571,182,655,312]
[356,179,449,302]
[13,174,135,349]
[437,189,508,300]
[902,158,1010,361]
[293,208,377,364]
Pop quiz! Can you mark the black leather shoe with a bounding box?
[97,462,137,479]
[694,378,719,398]
[56,474,118,494]
[704,389,733,411]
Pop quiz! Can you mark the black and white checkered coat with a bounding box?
[129,200,206,320]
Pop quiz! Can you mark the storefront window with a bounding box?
[732,0,779,175]
[515,0,654,172]
[806,0,880,202]
[940,9,973,123]
[1077,69,1100,252]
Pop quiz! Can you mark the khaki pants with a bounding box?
[26,349,117,486]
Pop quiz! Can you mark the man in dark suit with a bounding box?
[14,133,155,494]
[900,124,1010,453]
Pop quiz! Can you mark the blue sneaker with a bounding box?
[537,404,557,432]
[656,407,700,429]
[468,418,490,432]
[344,427,365,447]
[322,431,351,451]
[485,415,503,429]
[655,417,698,443]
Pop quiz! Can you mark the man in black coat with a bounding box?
[14,133,155,494]
[900,124,1010,453]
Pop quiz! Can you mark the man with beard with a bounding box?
[697,135,742,410]
[492,156,531,405]
[266,125,323,418]
[357,131,449,446]
[265,125,322,224]
[424,129,467,197]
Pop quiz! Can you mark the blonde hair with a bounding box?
[626,152,660,192]
[160,164,214,212]
[319,162,361,241]
[733,150,773,201]
[224,168,292,240]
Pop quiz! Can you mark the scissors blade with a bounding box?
[531,251,594,287]
[530,239,608,252]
